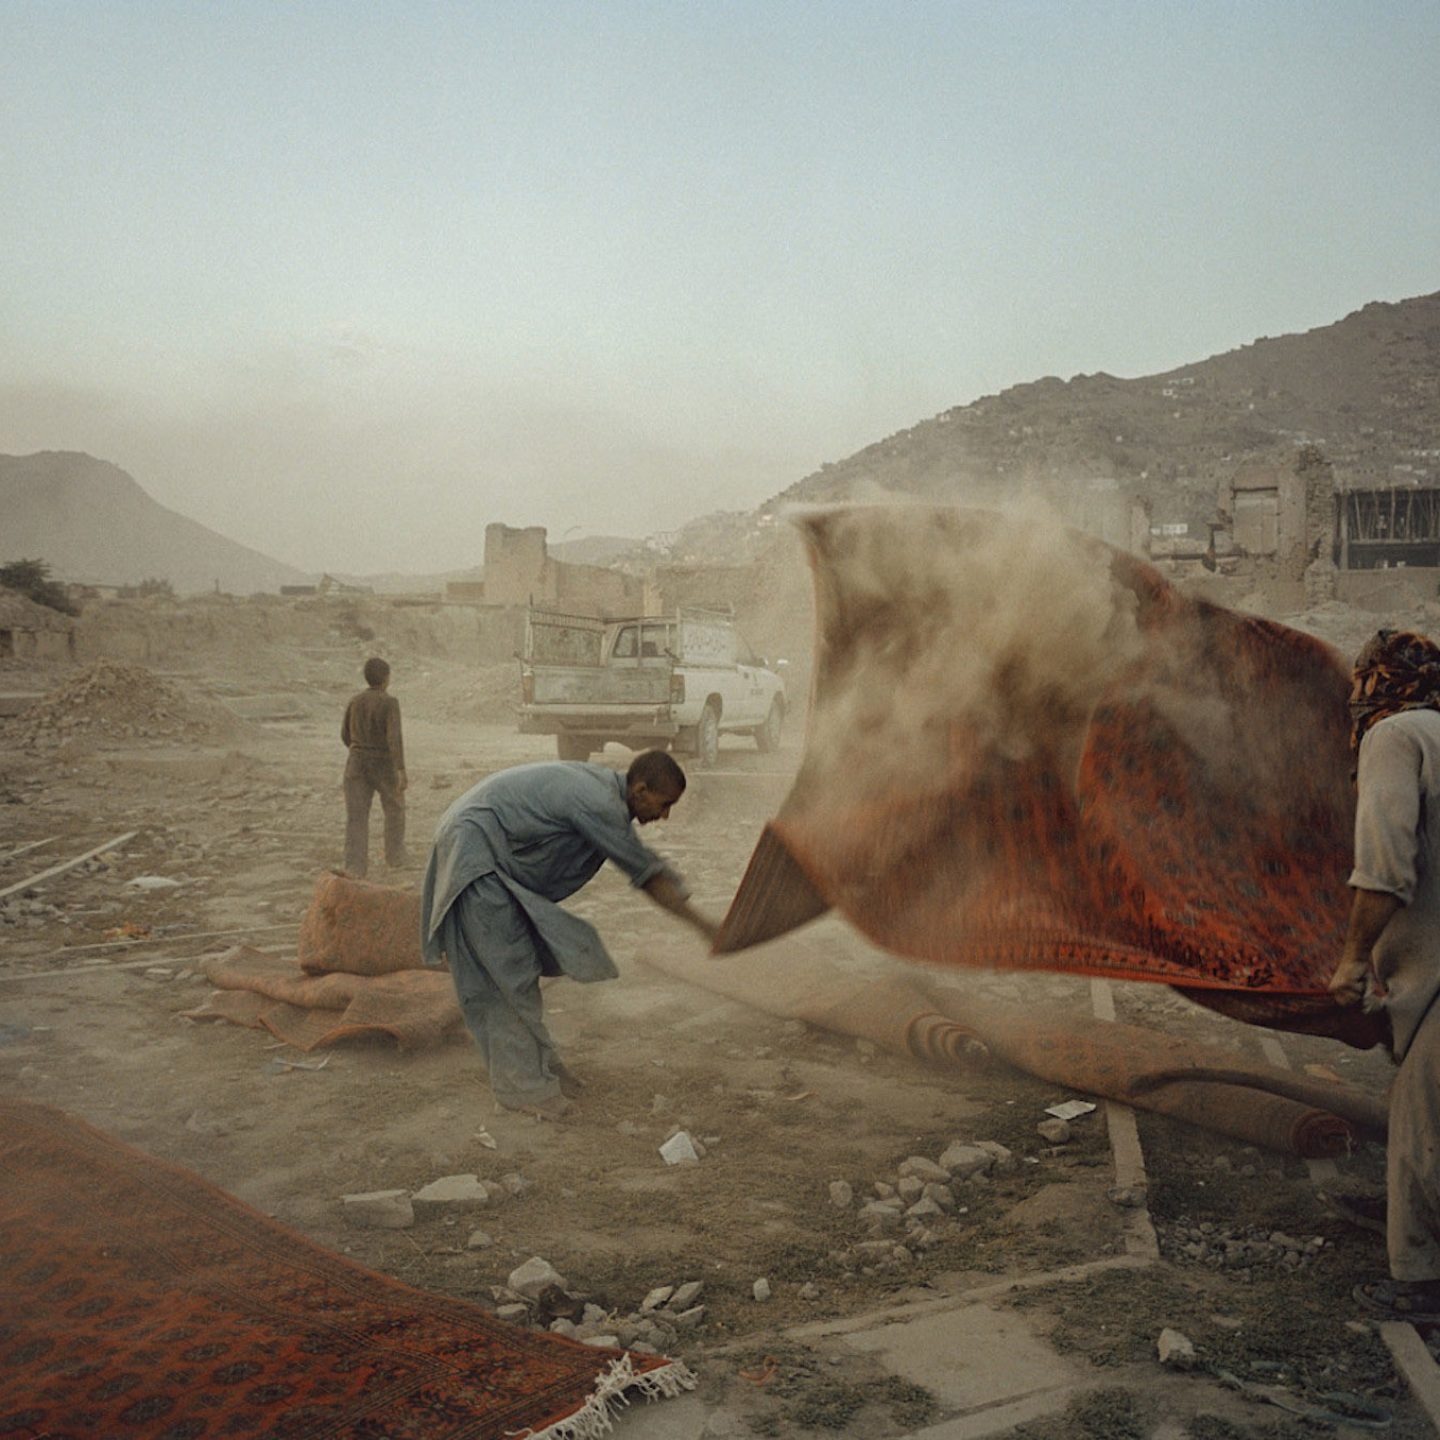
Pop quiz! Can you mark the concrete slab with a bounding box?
[1380,1321,1440,1433]
[612,1391,748,1437]
[904,1382,1094,1440]
[839,1300,1086,1412]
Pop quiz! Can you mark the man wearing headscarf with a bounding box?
[1330,629,1440,1320]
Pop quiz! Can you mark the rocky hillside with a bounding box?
[0,451,314,596]
[762,290,1440,522]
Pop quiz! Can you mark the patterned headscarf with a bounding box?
[1349,628,1440,750]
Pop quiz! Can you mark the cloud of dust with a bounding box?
[793,496,1146,800]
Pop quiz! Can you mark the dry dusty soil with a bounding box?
[1,633,1438,1439]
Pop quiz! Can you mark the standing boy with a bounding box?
[341,657,407,878]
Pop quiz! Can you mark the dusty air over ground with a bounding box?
[5,4,1440,1438]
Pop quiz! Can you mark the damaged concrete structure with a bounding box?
[1206,444,1440,608]
[477,524,644,615]
[0,587,76,661]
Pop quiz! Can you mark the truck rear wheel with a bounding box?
[694,703,720,768]
[557,735,594,761]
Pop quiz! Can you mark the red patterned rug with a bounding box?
[0,1099,692,1439]
[717,505,1384,1050]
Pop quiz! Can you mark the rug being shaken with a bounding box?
[715,504,1387,1050]
[0,1099,694,1440]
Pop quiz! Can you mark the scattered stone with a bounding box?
[906,1196,944,1220]
[640,1285,675,1312]
[500,1172,530,1196]
[496,1303,530,1323]
[412,1174,491,1214]
[938,1142,994,1178]
[974,1140,1016,1172]
[659,1131,701,1165]
[828,1179,853,1208]
[508,1256,568,1299]
[752,1278,772,1302]
[1108,1184,1147,1208]
[1037,1118,1072,1144]
[466,1229,494,1249]
[858,1200,904,1233]
[1157,1328,1197,1370]
[671,1306,705,1329]
[921,1182,956,1212]
[798,1282,821,1301]
[341,1189,414,1229]
[669,1280,704,1311]
[898,1156,950,1184]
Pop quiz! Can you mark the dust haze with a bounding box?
[0,360,813,575]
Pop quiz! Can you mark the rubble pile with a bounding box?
[3,661,248,748]
[1158,1219,1330,1279]
[823,1139,1016,1274]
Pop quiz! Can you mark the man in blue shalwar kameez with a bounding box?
[421,750,718,1119]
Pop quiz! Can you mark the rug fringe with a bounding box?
[517,1353,697,1439]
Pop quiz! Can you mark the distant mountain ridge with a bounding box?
[0,451,649,597]
[0,451,316,595]
[764,290,1440,521]
[8,291,1438,590]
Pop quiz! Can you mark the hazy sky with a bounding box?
[3,2,1437,575]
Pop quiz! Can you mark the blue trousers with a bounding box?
[441,874,564,1108]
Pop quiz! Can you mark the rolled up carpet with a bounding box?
[638,945,1384,1157]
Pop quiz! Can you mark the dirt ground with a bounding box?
[2,608,1438,1438]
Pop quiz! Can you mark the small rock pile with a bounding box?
[1158,1220,1330,1280]
[496,1258,708,1354]
[4,661,245,747]
[0,895,66,928]
[826,1139,1015,1274]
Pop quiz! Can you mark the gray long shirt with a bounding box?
[420,762,679,979]
[1350,709,1440,1060]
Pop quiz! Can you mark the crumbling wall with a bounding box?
[553,562,643,615]
[483,524,550,606]
[72,594,524,668]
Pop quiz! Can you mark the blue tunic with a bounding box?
[421,761,677,983]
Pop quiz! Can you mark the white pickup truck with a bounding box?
[517,607,787,766]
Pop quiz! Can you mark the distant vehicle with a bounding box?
[517,607,787,766]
